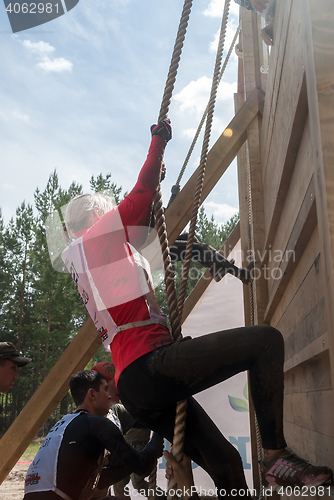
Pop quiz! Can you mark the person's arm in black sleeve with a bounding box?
[89,416,163,477]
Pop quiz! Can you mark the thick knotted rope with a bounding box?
[149,2,193,498]
[177,0,231,321]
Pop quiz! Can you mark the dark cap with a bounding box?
[0,342,31,367]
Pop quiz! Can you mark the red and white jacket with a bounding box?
[62,135,172,385]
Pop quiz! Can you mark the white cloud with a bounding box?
[209,23,239,58]
[22,40,55,56]
[204,201,238,224]
[37,57,73,73]
[181,128,197,139]
[204,0,240,18]
[21,39,73,73]
[174,76,212,115]
[174,77,237,116]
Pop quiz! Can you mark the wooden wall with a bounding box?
[238,0,334,480]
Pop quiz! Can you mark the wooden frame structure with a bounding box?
[1,0,334,493]
[235,0,334,490]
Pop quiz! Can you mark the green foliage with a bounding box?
[90,173,126,204]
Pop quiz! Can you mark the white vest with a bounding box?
[61,213,164,350]
[25,413,81,494]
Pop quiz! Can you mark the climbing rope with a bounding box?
[153,0,194,345]
[177,0,231,320]
[149,1,193,497]
[245,143,264,500]
[151,2,234,497]
[176,21,241,188]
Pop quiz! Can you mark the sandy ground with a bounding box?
[0,462,30,500]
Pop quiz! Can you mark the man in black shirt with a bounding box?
[23,370,163,500]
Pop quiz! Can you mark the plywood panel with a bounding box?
[264,176,317,322]
[271,228,320,328]
[284,420,334,470]
[284,390,334,438]
[283,296,326,363]
[261,0,293,164]
[276,253,324,356]
[302,0,334,393]
[284,351,331,394]
[265,118,313,294]
[262,78,308,255]
[263,1,305,235]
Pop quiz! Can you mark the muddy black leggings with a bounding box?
[118,325,286,498]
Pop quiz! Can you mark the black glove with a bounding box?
[150,119,172,142]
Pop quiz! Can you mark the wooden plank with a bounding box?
[284,296,327,365]
[181,222,240,323]
[264,176,317,322]
[284,420,334,470]
[284,389,334,438]
[302,0,334,395]
[284,331,328,373]
[271,227,320,329]
[262,0,305,193]
[0,319,101,484]
[276,251,324,353]
[261,0,293,168]
[164,87,264,246]
[262,76,308,253]
[284,349,331,394]
[265,119,313,294]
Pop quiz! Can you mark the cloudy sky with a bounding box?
[0,0,242,227]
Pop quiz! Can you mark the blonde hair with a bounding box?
[64,193,115,242]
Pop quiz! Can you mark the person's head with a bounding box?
[64,193,115,241]
[91,361,119,405]
[70,369,111,416]
[0,342,31,393]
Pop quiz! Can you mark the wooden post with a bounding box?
[241,8,268,325]
[238,7,266,493]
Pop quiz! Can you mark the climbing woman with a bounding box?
[61,120,332,499]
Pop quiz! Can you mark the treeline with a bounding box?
[0,170,238,435]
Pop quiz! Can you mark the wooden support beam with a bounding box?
[181,222,241,323]
[164,87,264,246]
[0,319,101,484]
[264,176,317,322]
[302,0,334,391]
[239,8,264,493]
[241,9,268,327]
